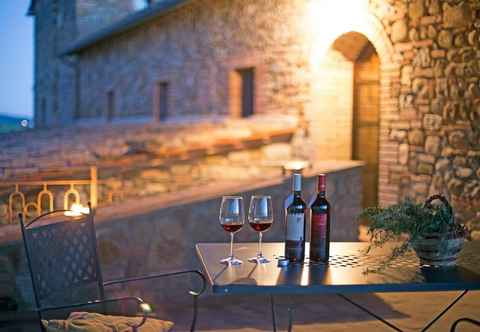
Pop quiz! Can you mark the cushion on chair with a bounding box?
[42,311,174,332]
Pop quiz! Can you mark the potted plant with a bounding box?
[359,194,468,267]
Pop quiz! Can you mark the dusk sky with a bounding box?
[0,0,33,119]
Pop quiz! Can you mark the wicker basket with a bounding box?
[411,195,465,267]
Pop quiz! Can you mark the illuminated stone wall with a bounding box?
[0,116,300,225]
[75,0,311,120]
[367,0,480,234]
[27,0,480,233]
[308,48,355,161]
[304,0,480,234]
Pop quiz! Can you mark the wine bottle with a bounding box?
[309,174,330,263]
[284,173,306,263]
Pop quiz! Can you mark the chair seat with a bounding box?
[42,311,174,332]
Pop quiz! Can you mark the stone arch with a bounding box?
[351,12,396,66]
[351,13,400,207]
[307,11,400,206]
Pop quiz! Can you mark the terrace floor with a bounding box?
[4,291,480,331]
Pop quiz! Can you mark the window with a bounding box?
[230,67,255,118]
[107,91,115,121]
[155,82,169,121]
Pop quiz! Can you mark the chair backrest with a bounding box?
[20,208,105,309]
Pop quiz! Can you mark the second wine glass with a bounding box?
[248,195,273,264]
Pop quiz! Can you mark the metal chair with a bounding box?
[19,205,206,331]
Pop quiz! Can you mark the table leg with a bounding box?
[421,290,468,332]
[270,295,293,332]
[270,295,277,332]
[338,290,470,332]
[287,306,293,332]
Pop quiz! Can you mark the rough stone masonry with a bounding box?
[21,0,480,234]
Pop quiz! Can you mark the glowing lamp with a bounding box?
[65,203,90,217]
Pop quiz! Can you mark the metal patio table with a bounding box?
[196,241,480,331]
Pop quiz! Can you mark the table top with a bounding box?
[195,241,480,295]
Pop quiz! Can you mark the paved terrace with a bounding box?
[5,291,480,331]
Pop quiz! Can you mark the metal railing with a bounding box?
[0,166,98,225]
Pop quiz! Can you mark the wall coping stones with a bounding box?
[0,115,298,180]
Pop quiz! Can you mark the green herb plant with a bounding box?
[359,197,467,272]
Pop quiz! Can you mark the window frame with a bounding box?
[227,55,264,118]
[152,74,175,123]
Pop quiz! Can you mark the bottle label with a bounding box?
[311,213,327,243]
[286,213,304,241]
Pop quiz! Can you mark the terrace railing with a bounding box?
[0,166,98,225]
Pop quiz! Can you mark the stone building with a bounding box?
[0,0,478,312]
[22,0,480,228]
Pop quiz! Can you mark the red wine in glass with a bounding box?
[222,223,243,233]
[219,196,245,265]
[248,195,273,264]
[249,222,272,232]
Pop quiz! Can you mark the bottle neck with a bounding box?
[292,174,302,192]
[317,174,326,196]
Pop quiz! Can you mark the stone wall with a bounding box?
[308,47,355,161]
[76,0,136,37]
[32,0,78,128]
[69,0,479,224]
[33,0,59,128]
[76,0,310,120]
[27,0,480,246]
[0,116,297,176]
[0,115,305,224]
[371,0,480,233]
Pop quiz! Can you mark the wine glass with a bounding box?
[219,196,245,265]
[248,195,273,264]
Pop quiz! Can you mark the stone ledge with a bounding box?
[0,160,363,246]
[95,160,364,225]
[1,115,298,180]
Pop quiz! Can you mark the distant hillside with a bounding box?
[0,114,30,133]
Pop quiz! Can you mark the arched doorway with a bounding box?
[352,41,380,208]
[308,31,380,207]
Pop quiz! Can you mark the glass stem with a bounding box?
[230,232,234,259]
[258,232,263,257]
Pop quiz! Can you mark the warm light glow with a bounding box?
[307,0,370,66]
[284,160,310,172]
[64,203,90,217]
